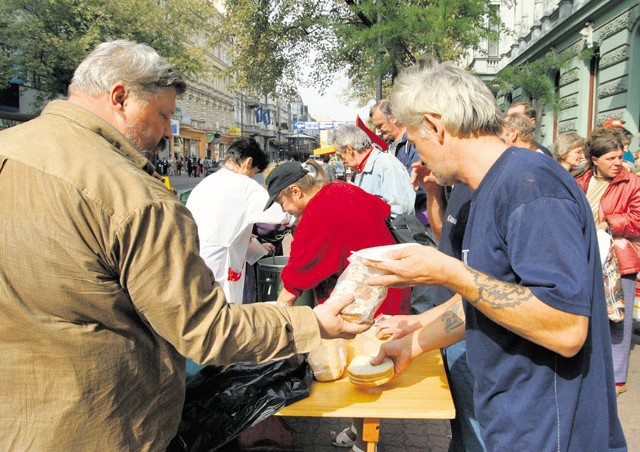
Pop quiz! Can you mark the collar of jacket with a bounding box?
[583,167,632,186]
[42,100,158,179]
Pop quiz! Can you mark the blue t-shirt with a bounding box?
[395,133,427,212]
[431,183,472,305]
[462,147,626,451]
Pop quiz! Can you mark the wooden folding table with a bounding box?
[277,348,455,452]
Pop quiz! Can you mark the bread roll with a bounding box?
[307,339,347,382]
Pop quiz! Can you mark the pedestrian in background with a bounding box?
[333,124,415,218]
[506,101,552,156]
[0,39,367,450]
[552,132,588,177]
[576,126,640,396]
[369,99,428,225]
[501,112,546,155]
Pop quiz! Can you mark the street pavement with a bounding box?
[168,171,206,195]
[169,171,639,450]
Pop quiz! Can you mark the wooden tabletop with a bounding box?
[278,347,455,420]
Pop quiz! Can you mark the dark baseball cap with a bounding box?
[264,162,308,210]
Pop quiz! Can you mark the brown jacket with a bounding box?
[0,101,320,450]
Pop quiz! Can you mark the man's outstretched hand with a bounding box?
[313,295,371,339]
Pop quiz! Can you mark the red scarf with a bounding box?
[356,148,373,174]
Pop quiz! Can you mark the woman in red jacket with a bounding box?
[576,127,640,396]
[263,160,410,316]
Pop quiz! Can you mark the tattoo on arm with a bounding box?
[467,267,531,309]
[441,302,464,333]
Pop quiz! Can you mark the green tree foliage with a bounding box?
[489,49,593,108]
[0,0,215,107]
[214,0,502,101]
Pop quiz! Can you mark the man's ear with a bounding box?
[424,113,445,144]
[242,157,253,170]
[110,83,128,110]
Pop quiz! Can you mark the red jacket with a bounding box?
[576,168,640,275]
[282,180,410,316]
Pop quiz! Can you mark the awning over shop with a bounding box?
[205,132,222,144]
[219,134,237,145]
[313,145,336,156]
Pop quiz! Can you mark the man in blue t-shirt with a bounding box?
[367,60,626,451]
[376,182,486,452]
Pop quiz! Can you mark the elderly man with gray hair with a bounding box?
[333,124,415,218]
[0,40,367,450]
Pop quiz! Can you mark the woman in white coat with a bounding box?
[186,138,295,304]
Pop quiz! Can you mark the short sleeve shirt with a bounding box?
[461,148,625,451]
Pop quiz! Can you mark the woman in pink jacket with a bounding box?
[576,127,640,396]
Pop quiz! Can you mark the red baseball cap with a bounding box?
[603,118,625,128]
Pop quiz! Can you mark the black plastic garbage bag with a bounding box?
[169,355,312,452]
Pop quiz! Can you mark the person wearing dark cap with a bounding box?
[265,161,410,452]
[265,161,410,314]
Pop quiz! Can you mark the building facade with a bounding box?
[468,0,640,148]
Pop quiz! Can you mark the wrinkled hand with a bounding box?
[375,314,422,340]
[371,334,415,376]
[364,245,454,288]
[313,294,371,339]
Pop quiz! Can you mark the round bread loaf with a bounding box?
[347,355,394,383]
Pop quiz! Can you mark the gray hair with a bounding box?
[68,40,187,98]
[503,113,535,144]
[390,59,503,138]
[369,99,394,120]
[333,124,371,153]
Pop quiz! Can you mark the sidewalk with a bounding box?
[617,325,639,450]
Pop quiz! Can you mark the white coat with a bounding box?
[186,168,295,303]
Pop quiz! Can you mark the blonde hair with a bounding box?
[552,132,585,162]
[272,160,327,200]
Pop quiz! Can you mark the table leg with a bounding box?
[362,418,380,452]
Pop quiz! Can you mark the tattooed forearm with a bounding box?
[441,301,465,333]
[467,267,532,309]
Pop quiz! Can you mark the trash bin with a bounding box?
[256,256,314,307]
